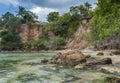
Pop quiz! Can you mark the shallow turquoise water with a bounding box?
[0,52,119,83]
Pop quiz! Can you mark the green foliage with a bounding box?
[17,6,38,24]
[47,12,59,22]
[52,36,66,46]
[0,12,22,47]
[1,12,14,28]
[24,35,49,47]
[0,6,39,49]
[48,13,79,38]
[1,32,21,47]
[35,35,49,47]
[53,13,72,38]
[0,19,4,28]
[46,2,92,39]
[70,2,92,19]
[90,0,120,42]
[84,2,92,10]
[0,2,93,50]
[24,40,44,47]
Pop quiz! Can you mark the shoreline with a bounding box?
[0,48,119,53]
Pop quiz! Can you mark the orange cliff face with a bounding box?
[66,18,91,49]
[18,24,42,43]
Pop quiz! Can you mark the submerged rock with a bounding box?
[74,64,86,69]
[97,51,104,56]
[74,58,112,69]
[84,55,91,58]
[93,76,120,83]
[100,66,120,76]
[17,73,38,82]
[105,76,120,83]
[87,58,112,66]
[23,62,40,66]
[41,58,49,63]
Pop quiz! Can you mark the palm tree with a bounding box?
[84,2,92,10]
[17,6,38,24]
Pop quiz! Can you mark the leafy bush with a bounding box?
[52,36,66,46]
[1,33,21,47]
[24,35,49,48]
[90,0,120,42]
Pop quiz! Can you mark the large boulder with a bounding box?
[51,50,86,66]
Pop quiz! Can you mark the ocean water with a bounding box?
[0,52,119,83]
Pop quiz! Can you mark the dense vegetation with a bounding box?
[0,0,119,50]
[46,2,92,38]
[0,6,38,50]
[90,0,120,43]
[0,12,21,49]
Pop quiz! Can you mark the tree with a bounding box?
[70,6,80,16]
[70,2,92,19]
[17,6,38,24]
[52,13,79,38]
[52,13,71,38]
[0,12,22,48]
[0,6,40,49]
[1,12,14,28]
[47,12,59,22]
[84,1,92,10]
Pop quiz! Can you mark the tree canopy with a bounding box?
[0,6,38,48]
[47,12,59,22]
[46,2,92,38]
[90,0,120,42]
[17,6,38,24]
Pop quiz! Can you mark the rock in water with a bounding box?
[74,64,86,69]
[101,66,120,76]
[97,51,104,56]
[111,50,120,55]
[87,58,112,66]
[41,58,49,63]
[51,50,86,66]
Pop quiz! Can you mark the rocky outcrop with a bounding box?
[18,24,42,43]
[41,50,112,69]
[66,27,90,49]
[66,18,90,50]
[50,51,86,66]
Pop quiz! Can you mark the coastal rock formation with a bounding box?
[66,18,91,50]
[41,50,113,69]
[18,24,42,43]
[50,51,86,66]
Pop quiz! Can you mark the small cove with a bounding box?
[0,52,119,83]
